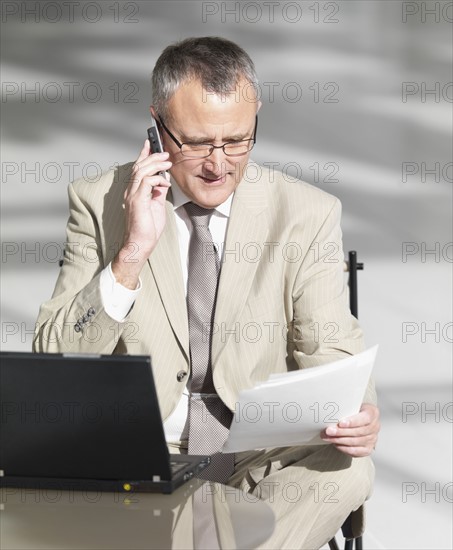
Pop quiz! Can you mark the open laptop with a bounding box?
[0,351,210,493]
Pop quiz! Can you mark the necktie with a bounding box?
[184,202,234,483]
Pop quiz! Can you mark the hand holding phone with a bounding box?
[112,121,171,288]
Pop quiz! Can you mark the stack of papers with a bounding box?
[223,346,378,452]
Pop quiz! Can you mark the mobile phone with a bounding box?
[147,117,164,154]
[147,117,167,178]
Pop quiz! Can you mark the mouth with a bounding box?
[198,174,228,185]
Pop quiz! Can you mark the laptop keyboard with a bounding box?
[170,460,190,475]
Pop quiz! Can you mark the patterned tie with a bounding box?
[184,202,234,483]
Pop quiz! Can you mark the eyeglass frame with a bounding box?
[156,115,258,158]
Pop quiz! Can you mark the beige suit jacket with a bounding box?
[33,161,376,421]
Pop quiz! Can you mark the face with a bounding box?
[151,78,261,209]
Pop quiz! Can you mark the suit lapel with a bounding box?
[212,165,269,364]
[147,193,190,359]
[147,164,269,365]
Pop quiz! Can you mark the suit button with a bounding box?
[82,314,89,323]
[74,323,81,333]
[88,307,95,316]
[176,371,187,382]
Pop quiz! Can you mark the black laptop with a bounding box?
[0,351,210,493]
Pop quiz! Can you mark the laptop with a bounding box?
[0,351,210,493]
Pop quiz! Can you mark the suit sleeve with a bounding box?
[33,181,128,354]
[291,198,377,406]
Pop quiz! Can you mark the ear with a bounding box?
[150,105,158,119]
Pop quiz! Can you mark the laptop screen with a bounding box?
[0,352,172,481]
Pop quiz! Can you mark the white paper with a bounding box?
[223,346,378,452]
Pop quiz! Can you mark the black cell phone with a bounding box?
[147,117,166,177]
[147,117,164,154]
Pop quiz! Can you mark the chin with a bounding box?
[194,189,230,209]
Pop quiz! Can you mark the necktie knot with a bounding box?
[184,202,215,227]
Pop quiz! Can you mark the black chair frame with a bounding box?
[328,251,365,550]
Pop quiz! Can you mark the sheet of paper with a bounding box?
[223,346,378,453]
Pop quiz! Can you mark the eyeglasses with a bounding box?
[156,115,258,158]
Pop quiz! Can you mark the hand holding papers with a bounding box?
[223,346,378,453]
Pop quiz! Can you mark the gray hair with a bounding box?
[151,36,259,119]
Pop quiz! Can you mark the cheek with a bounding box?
[231,158,250,181]
[169,158,202,175]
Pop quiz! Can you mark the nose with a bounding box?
[203,147,227,173]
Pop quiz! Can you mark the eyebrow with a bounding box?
[178,130,251,144]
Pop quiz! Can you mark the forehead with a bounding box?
[166,78,258,131]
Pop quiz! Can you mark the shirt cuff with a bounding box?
[99,263,142,322]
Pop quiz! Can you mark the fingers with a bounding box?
[129,157,171,192]
[322,417,380,440]
[337,413,367,429]
[340,405,378,428]
[324,424,374,438]
[136,139,151,163]
[125,143,172,199]
[320,403,380,457]
[322,430,376,445]
[150,184,170,208]
[322,428,378,457]
[124,174,170,210]
[141,174,172,188]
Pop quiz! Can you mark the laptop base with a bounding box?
[0,455,211,495]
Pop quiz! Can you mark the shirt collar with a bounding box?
[170,175,233,218]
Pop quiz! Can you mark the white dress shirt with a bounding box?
[99,177,233,443]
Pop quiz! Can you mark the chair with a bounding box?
[328,251,365,550]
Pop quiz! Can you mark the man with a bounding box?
[34,37,380,549]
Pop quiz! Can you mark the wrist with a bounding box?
[112,243,147,289]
